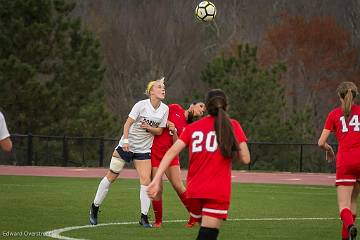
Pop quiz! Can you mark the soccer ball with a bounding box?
[195,1,216,22]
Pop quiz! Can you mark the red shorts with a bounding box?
[336,151,360,186]
[187,198,230,220]
[151,149,179,168]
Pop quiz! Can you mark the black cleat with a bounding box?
[139,213,152,228]
[89,203,99,225]
[349,225,357,240]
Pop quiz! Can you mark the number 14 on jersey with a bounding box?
[340,115,360,132]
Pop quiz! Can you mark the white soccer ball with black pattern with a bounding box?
[195,1,216,22]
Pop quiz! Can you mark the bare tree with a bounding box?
[74,0,360,126]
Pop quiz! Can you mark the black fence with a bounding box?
[0,134,336,173]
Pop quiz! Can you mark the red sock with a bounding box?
[342,222,348,239]
[178,191,190,212]
[341,208,354,230]
[152,200,162,224]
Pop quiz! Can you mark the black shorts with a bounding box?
[115,146,151,163]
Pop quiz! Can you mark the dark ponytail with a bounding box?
[206,89,239,158]
[344,90,353,119]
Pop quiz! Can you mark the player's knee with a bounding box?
[112,150,120,158]
[139,176,151,185]
[109,156,125,175]
[105,171,118,182]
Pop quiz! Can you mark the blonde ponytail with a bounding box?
[344,89,353,119]
[336,82,358,119]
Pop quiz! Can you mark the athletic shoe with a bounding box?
[153,222,162,228]
[89,203,99,225]
[349,225,357,240]
[139,213,152,228]
[185,215,200,228]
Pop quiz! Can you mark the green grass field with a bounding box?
[0,175,346,239]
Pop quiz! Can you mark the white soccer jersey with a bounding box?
[118,99,169,153]
[0,112,10,141]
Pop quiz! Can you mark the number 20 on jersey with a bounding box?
[192,131,218,152]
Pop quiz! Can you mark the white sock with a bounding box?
[140,185,151,215]
[93,177,111,207]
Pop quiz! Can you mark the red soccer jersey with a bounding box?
[324,105,360,152]
[152,104,187,153]
[179,115,247,202]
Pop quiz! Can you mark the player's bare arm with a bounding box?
[148,139,186,199]
[238,142,250,164]
[167,120,178,141]
[122,117,135,152]
[140,122,164,135]
[318,129,335,162]
[0,137,12,152]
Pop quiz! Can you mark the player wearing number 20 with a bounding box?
[318,81,359,240]
[148,89,250,240]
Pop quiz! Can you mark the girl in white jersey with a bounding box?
[89,78,168,228]
[0,111,12,152]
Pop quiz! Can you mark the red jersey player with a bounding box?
[318,82,360,240]
[151,102,205,227]
[148,89,250,240]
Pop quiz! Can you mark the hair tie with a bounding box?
[145,81,156,95]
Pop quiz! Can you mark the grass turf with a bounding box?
[0,175,344,239]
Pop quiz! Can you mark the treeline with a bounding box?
[0,0,118,137]
[1,0,360,143]
[76,0,360,141]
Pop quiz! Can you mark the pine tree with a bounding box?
[201,44,316,171]
[0,0,117,136]
[202,44,314,142]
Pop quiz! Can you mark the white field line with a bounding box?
[44,217,338,240]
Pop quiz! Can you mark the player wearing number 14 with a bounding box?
[318,81,360,240]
